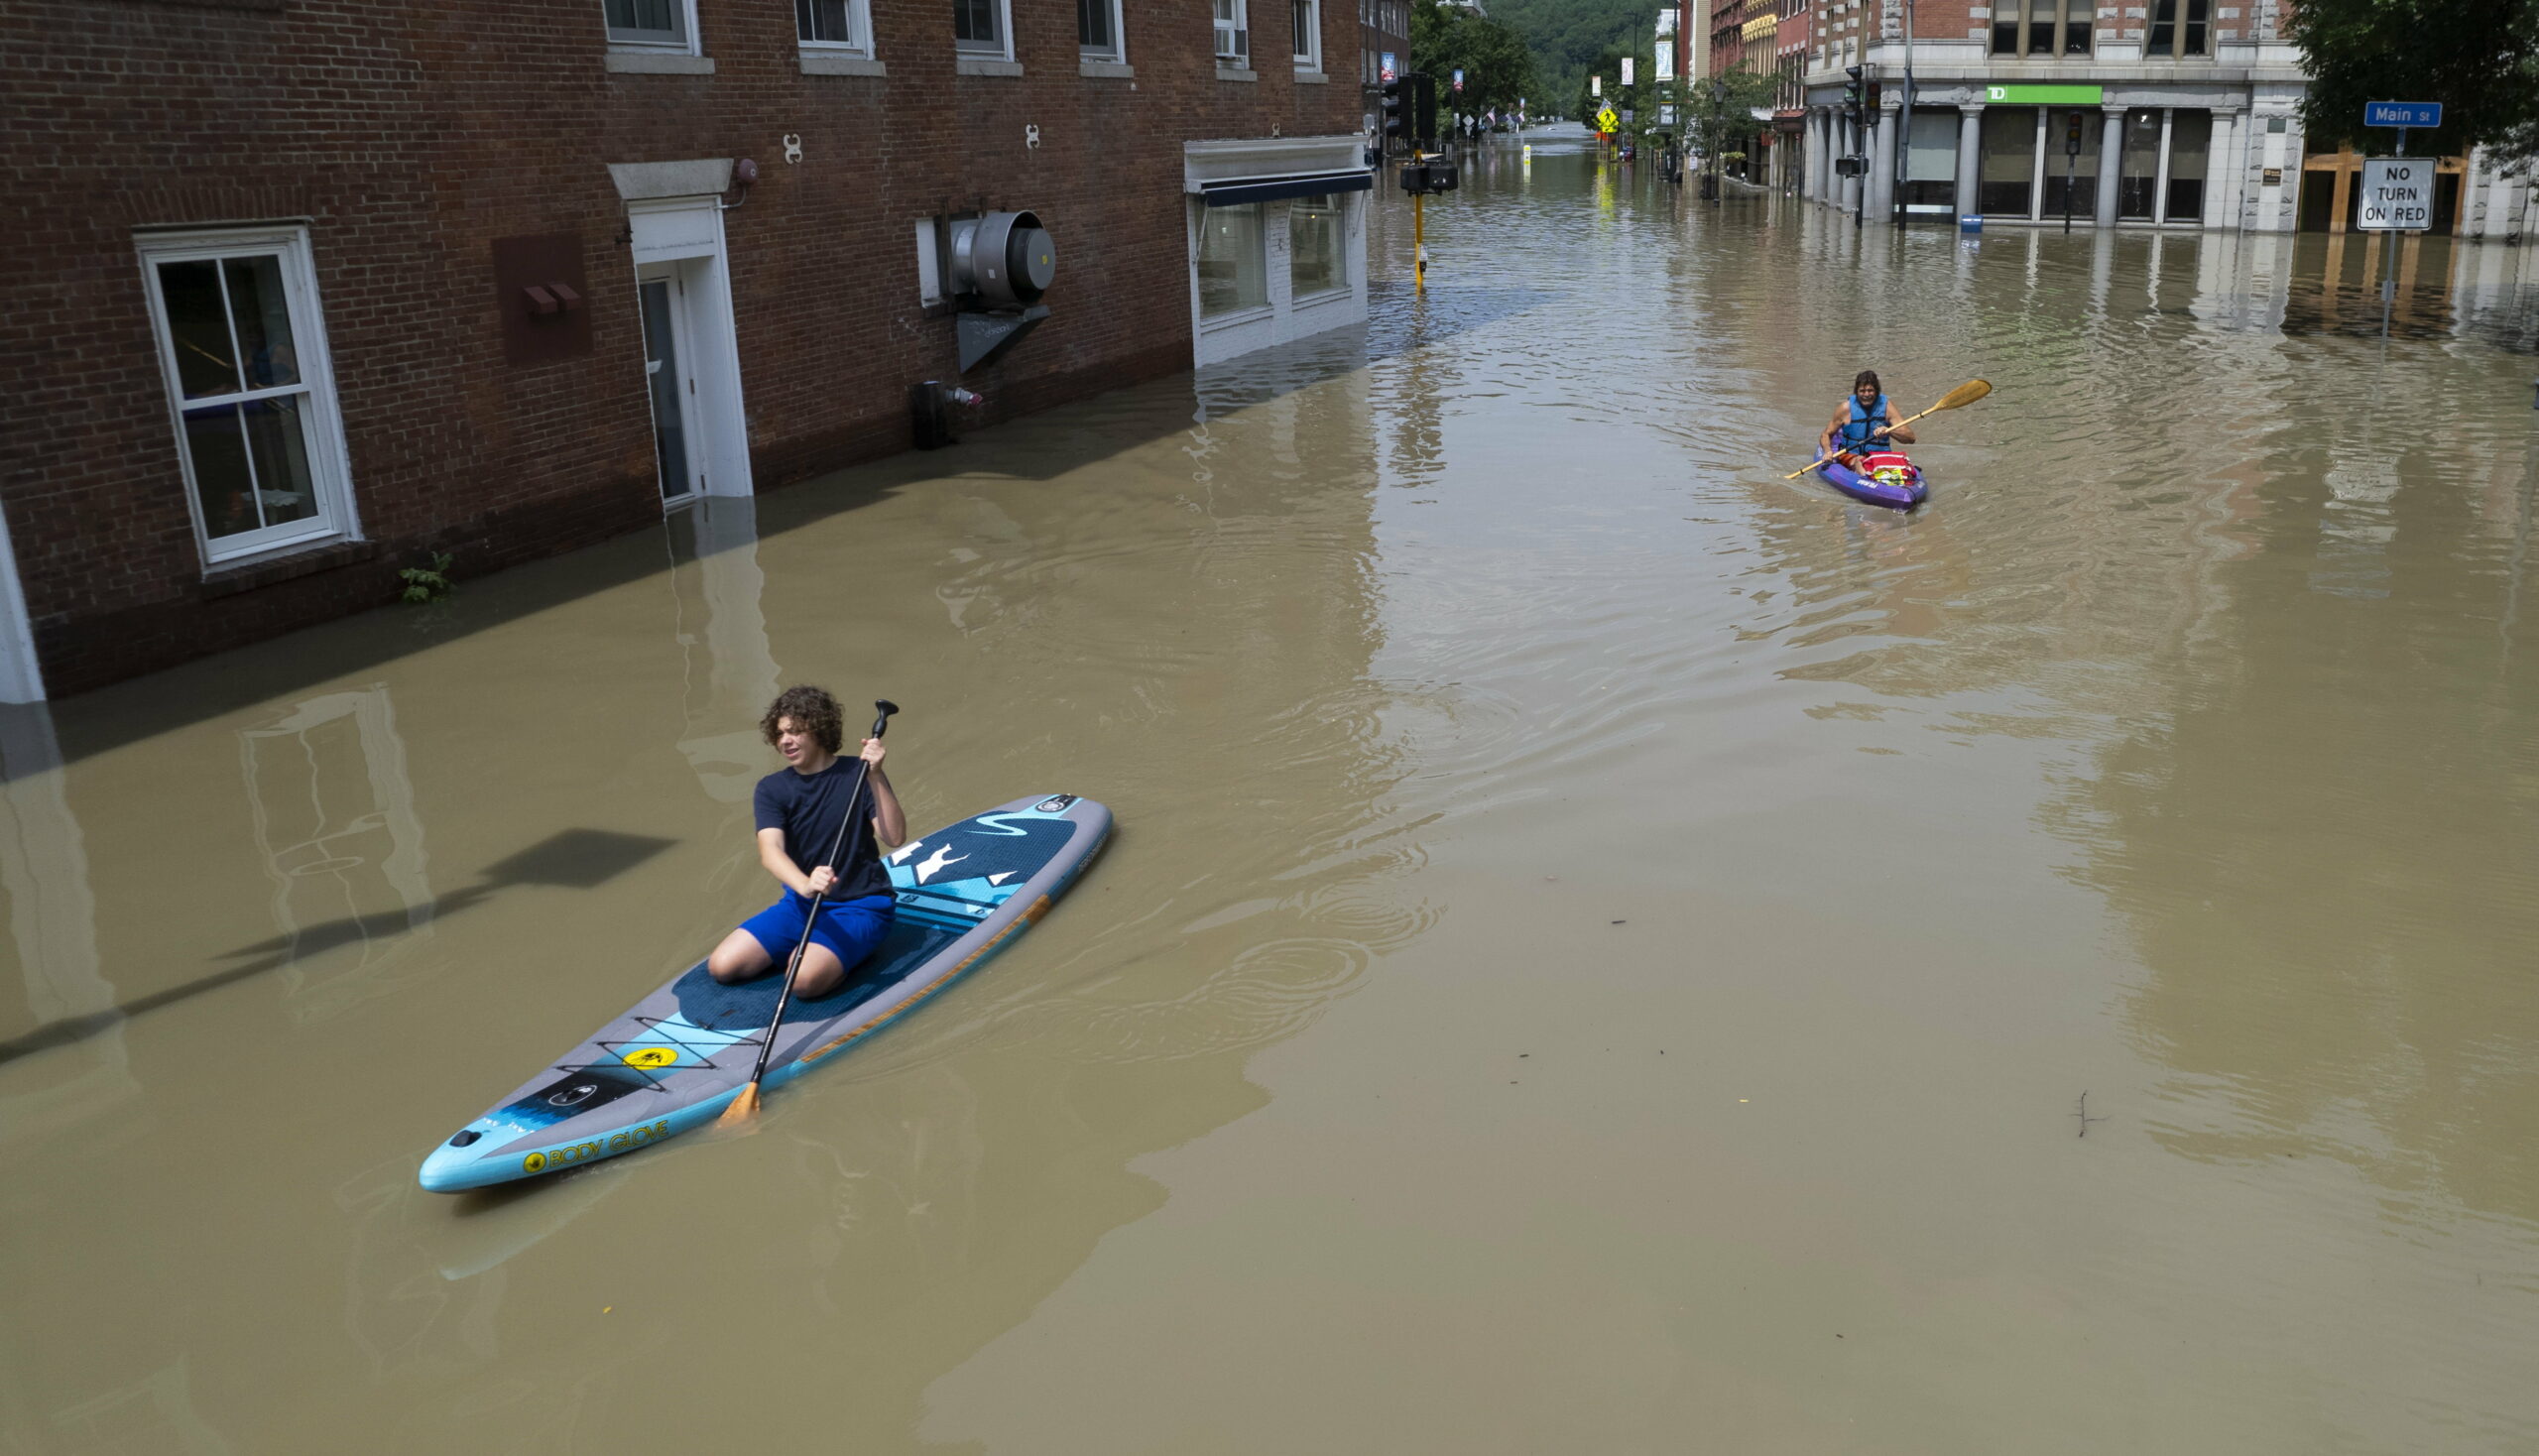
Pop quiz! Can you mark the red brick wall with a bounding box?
[0,0,1362,694]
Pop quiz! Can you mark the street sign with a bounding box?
[2364,101,2442,129]
[2357,157,2435,230]
[1596,105,1619,132]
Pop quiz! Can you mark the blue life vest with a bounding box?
[1839,394,1889,449]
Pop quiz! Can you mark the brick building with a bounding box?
[0,0,1374,700]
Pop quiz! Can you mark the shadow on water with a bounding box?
[0,827,671,1067]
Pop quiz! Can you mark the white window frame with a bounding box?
[1078,0,1127,62]
[1214,0,1250,66]
[795,0,875,57]
[602,0,699,53]
[135,225,359,570]
[955,0,1013,59]
[1290,0,1318,68]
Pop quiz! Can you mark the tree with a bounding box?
[2286,0,2539,165]
[1573,43,1624,123]
[1412,0,1542,120]
[1679,67,1775,161]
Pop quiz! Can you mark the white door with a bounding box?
[636,262,703,505]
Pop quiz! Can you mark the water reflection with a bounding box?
[0,701,131,1152]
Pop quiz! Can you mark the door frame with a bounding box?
[635,265,705,507]
[0,499,43,702]
[626,197,754,502]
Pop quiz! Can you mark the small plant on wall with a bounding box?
[400,551,455,604]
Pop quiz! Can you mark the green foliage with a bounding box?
[1492,0,1664,117]
[2286,0,2539,164]
[1679,67,1776,155]
[399,551,454,605]
[1411,0,1541,117]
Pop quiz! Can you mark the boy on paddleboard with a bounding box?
[1819,369,1916,469]
[707,685,907,999]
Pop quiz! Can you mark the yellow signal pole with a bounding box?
[1413,175,1426,293]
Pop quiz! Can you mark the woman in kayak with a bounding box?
[1819,370,1916,464]
[706,685,907,999]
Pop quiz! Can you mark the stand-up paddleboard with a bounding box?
[420,793,1109,1193]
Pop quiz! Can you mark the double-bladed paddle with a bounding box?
[1785,378,1994,480]
[716,698,899,1130]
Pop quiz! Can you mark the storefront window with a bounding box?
[1979,107,2035,216]
[1902,109,1956,209]
[2039,109,2102,220]
[2118,110,2161,219]
[1288,196,1345,297]
[1197,203,1269,317]
[2166,109,2211,220]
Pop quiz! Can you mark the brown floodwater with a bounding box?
[7,127,2539,1453]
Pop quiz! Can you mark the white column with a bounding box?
[2028,108,2048,221]
[1956,104,1983,219]
[2153,108,2175,224]
[1867,100,1898,220]
[2095,106,2122,227]
[2207,108,2241,231]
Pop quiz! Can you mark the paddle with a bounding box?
[1784,378,1994,480]
[716,698,899,1130]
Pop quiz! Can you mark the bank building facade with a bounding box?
[1795,0,2536,240]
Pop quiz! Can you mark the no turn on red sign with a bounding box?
[2358,157,2435,231]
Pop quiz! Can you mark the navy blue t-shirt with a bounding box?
[753,759,891,903]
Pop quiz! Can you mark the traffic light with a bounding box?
[2065,109,2085,155]
[1412,71,1438,149]
[1843,64,1864,112]
[1383,75,1407,144]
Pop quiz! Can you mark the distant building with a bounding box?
[1359,0,1411,130]
[1799,0,2536,237]
[0,0,1377,698]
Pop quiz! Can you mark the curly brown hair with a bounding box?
[760,685,843,754]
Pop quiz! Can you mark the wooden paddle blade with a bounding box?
[715,1081,763,1128]
[1931,378,1992,411]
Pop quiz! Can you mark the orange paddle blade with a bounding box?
[715,1081,764,1129]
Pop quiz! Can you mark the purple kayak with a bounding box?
[1814,451,1927,510]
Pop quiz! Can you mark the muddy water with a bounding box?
[7,129,2539,1452]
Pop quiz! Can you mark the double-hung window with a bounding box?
[604,0,693,49]
[1214,0,1249,65]
[956,0,1011,57]
[1080,0,1125,61]
[1291,0,1318,68]
[2146,0,2209,57]
[797,0,872,54]
[138,227,356,567]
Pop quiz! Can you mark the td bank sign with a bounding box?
[1985,83,2106,105]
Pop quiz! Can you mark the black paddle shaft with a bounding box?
[743,699,898,1086]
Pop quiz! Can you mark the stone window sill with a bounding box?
[800,52,887,75]
[1216,63,1257,81]
[957,57,1024,76]
[1080,59,1135,78]
[200,540,378,600]
[606,51,717,73]
[1293,68,1327,82]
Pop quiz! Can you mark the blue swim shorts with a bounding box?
[740,892,896,971]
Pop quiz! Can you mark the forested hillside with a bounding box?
[1488,0,1665,117]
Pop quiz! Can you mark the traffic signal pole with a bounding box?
[1414,191,1426,293]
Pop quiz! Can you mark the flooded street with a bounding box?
[8,126,2539,1451]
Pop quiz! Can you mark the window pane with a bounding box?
[158,260,241,399]
[2041,109,2103,217]
[1078,0,1111,48]
[182,404,259,539]
[241,395,319,527]
[605,0,678,35]
[222,255,302,391]
[2166,109,2211,220]
[2027,0,2052,55]
[2183,0,2207,54]
[1289,196,1343,295]
[2148,0,2175,53]
[2064,0,2091,53]
[1979,106,2034,215]
[955,0,999,46]
[1197,203,1268,316]
[1293,0,1313,59]
[1991,19,2017,54]
[798,0,853,42]
[2118,110,2160,219]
